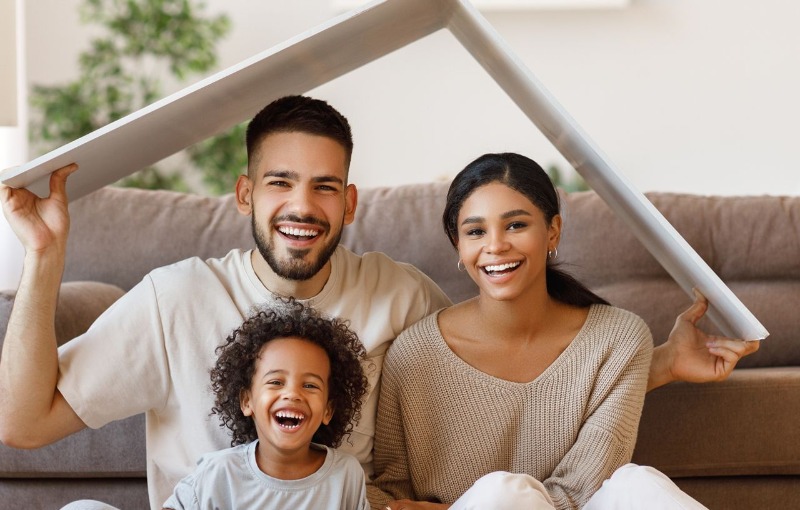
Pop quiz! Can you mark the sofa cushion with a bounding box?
[0,280,141,479]
[561,191,800,368]
[633,367,800,477]
[340,181,476,303]
[66,187,254,291]
[0,414,145,478]
[0,281,126,347]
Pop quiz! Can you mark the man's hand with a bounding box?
[0,163,78,254]
[648,288,760,391]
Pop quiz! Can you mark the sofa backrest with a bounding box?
[64,183,800,368]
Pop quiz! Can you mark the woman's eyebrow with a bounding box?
[461,209,532,226]
[501,209,532,219]
[460,215,484,226]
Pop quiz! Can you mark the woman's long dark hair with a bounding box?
[443,152,608,308]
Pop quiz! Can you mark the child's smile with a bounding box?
[273,409,306,430]
[240,337,334,476]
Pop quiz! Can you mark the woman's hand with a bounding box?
[0,163,78,255]
[647,288,760,391]
[385,500,450,510]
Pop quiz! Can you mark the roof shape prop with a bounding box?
[0,0,767,341]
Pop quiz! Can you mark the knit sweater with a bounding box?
[370,304,652,510]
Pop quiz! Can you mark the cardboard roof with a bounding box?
[0,0,767,340]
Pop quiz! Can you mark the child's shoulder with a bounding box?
[192,443,252,475]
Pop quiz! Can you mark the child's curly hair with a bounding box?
[210,298,369,448]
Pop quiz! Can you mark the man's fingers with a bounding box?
[49,163,79,203]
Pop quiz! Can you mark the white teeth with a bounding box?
[275,410,306,429]
[483,262,521,272]
[278,226,318,237]
[276,410,305,420]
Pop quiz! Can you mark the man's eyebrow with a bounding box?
[311,175,344,185]
[263,170,298,180]
[262,170,343,186]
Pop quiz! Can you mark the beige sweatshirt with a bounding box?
[370,304,652,510]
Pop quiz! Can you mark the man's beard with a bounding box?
[252,214,342,281]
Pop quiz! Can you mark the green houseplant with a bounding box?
[29,0,246,195]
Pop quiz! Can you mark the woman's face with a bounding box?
[456,182,560,302]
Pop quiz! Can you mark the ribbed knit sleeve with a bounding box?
[543,309,652,509]
[370,305,652,510]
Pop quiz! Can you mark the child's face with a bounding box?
[240,337,334,456]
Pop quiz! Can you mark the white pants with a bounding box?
[60,501,120,510]
[450,464,709,510]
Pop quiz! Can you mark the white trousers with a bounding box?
[60,501,120,510]
[450,464,710,510]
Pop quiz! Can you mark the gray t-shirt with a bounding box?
[163,441,368,509]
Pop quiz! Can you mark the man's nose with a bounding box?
[286,186,317,217]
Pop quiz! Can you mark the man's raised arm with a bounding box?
[0,164,87,448]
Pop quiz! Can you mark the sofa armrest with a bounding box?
[0,281,126,348]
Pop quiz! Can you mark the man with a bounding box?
[0,96,757,509]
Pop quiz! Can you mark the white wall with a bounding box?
[1,0,26,291]
[23,0,800,195]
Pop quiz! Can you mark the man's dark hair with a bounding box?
[210,298,369,448]
[245,95,354,177]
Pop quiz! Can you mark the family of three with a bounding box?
[0,95,757,509]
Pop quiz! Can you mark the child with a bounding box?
[163,298,370,509]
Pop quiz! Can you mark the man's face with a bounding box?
[238,131,356,281]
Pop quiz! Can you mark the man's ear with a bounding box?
[343,184,358,226]
[235,174,253,216]
[322,400,334,426]
[240,389,253,417]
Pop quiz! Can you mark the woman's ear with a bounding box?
[548,214,562,249]
[235,174,253,216]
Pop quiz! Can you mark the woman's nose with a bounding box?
[485,229,510,253]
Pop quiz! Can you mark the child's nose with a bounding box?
[281,385,302,400]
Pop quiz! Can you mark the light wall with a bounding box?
[24,0,800,195]
[0,0,17,126]
[1,0,26,291]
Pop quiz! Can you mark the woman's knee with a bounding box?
[452,471,555,510]
[586,464,709,510]
[60,500,121,510]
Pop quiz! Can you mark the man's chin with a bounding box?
[275,265,319,281]
[264,252,327,281]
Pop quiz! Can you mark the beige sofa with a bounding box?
[1,182,798,509]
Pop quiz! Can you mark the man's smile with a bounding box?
[277,226,321,240]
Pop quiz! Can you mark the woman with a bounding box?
[371,153,707,510]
